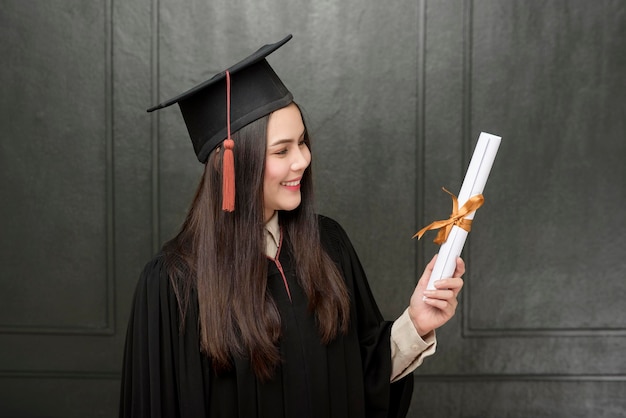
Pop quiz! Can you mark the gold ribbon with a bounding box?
[413,187,484,245]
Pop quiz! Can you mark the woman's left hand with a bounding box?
[408,254,465,337]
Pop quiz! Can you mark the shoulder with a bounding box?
[130,254,165,302]
[131,252,193,322]
[317,214,348,240]
[138,253,167,284]
[317,214,355,258]
[139,251,191,287]
[134,252,184,300]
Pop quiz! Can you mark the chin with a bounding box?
[280,199,302,212]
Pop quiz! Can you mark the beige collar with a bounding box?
[264,211,280,258]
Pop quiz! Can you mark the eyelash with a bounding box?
[275,140,307,155]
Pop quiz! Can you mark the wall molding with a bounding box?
[0,0,115,336]
[150,0,161,255]
[415,0,427,272]
[459,0,626,339]
[413,374,626,382]
[0,371,119,380]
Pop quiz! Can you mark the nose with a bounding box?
[291,146,311,171]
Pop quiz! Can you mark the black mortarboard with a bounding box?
[147,34,293,163]
[146,35,294,211]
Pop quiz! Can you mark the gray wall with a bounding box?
[1,0,625,416]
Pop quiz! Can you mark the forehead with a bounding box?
[267,103,304,142]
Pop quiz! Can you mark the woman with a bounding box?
[119,34,464,418]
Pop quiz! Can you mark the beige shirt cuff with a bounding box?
[390,308,437,382]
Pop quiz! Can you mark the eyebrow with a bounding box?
[267,130,306,148]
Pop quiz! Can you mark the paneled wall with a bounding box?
[413,1,626,416]
[1,0,624,416]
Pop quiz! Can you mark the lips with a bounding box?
[281,179,301,187]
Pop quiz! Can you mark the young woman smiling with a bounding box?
[120,35,464,418]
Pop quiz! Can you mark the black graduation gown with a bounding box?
[119,215,414,417]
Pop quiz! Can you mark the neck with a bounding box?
[264,210,276,224]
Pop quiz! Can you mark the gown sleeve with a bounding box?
[318,216,414,418]
[118,255,208,418]
[390,309,436,382]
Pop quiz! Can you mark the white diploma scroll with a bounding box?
[425,132,502,291]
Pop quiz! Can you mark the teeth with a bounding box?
[282,180,300,187]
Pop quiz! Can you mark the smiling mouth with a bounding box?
[281,180,301,187]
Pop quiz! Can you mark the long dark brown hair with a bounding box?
[162,103,350,380]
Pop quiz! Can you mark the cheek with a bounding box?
[263,160,273,184]
[262,166,272,207]
[262,165,271,194]
[263,158,282,190]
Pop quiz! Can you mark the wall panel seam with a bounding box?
[461,0,474,337]
[413,374,626,382]
[151,0,161,254]
[415,0,427,275]
[0,371,120,380]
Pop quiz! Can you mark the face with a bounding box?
[263,103,311,222]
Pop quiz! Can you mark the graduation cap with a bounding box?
[147,34,294,211]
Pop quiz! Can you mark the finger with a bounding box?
[417,254,438,287]
[422,297,455,311]
[434,277,463,289]
[453,257,466,277]
[434,278,464,296]
[423,288,456,301]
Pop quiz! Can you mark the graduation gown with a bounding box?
[119,215,414,417]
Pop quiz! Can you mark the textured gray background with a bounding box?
[1,0,625,416]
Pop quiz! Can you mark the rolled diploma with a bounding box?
[425,132,501,291]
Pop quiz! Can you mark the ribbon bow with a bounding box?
[413,187,484,245]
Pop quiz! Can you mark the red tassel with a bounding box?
[221,70,235,212]
[222,139,235,212]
